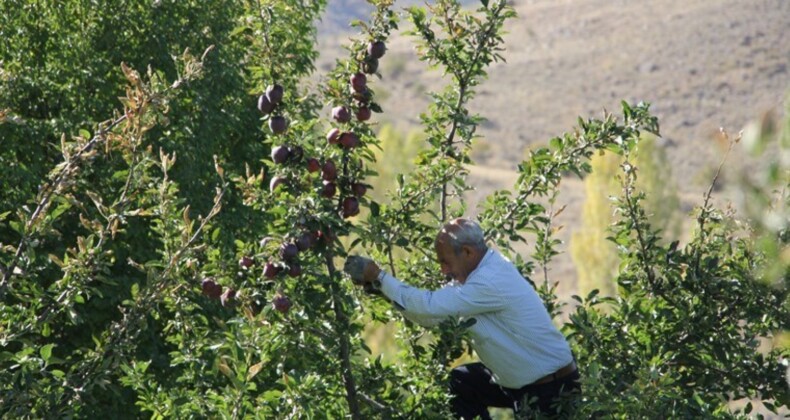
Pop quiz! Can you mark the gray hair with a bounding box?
[438,218,487,255]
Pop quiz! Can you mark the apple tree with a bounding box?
[1,0,787,418]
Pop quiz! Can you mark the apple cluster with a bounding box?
[363,40,386,75]
[228,228,331,316]
[201,278,236,308]
[261,227,330,274]
[257,227,336,315]
[257,84,288,134]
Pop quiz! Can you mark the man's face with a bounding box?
[435,238,473,283]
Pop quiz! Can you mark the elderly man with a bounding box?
[344,218,580,419]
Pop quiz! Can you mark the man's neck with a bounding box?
[460,247,489,284]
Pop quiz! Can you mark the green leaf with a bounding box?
[40,344,54,362]
[9,220,22,234]
[229,25,251,37]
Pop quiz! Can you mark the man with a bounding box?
[343,218,580,419]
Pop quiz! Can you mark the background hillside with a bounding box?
[317,0,790,295]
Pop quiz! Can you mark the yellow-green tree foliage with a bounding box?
[570,135,681,297]
[360,124,426,362]
[369,123,425,201]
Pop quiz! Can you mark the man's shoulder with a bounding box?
[481,250,521,276]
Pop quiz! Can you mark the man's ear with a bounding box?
[461,244,474,258]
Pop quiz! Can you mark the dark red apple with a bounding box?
[322,160,337,181]
[342,196,360,218]
[356,107,371,122]
[266,84,284,105]
[270,176,287,193]
[306,158,321,173]
[339,132,360,149]
[287,263,302,277]
[351,183,367,197]
[272,294,291,314]
[263,262,280,279]
[271,145,290,164]
[367,40,386,59]
[221,288,236,307]
[257,94,274,115]
[350,72,367,92]
[201,278,222,299]
[296,231,316,251]
[280,242,299,261]
[269,116,288,135]
[321,181,337,198]
[239,256,254,269]
[327,127,341,145]
[332,106,351,123]
[362,57,379,75]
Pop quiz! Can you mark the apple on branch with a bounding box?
[271,145,290,164]
[367,40,386,59]
[272,294,292,314]
[257,94,274,115]
[263,262,280,279]
[332,106,351,123]
[266,84,284,105]
[201,278,222,299]
[269,116,288,134]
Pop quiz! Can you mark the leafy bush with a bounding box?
[0,1,786,418]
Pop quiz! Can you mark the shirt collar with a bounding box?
[464,248,494,283]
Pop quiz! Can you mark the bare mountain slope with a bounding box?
[317,0,790,293]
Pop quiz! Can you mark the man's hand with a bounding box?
[343,255,381,286]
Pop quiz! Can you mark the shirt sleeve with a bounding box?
[398,308,444,327]
[379,272,505,318]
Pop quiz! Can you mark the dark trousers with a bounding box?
[450,362,581,419]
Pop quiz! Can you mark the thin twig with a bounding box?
[58,184,226,410]
[540,198,558,289]
[358,392,395,419]
[0,113,129,298]
[693,133,736,272]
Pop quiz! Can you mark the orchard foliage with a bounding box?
[0,0,787,419]
[570,135,681,299]
[566,115,789,417]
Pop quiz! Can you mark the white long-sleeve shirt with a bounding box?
[379,248,573,388]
